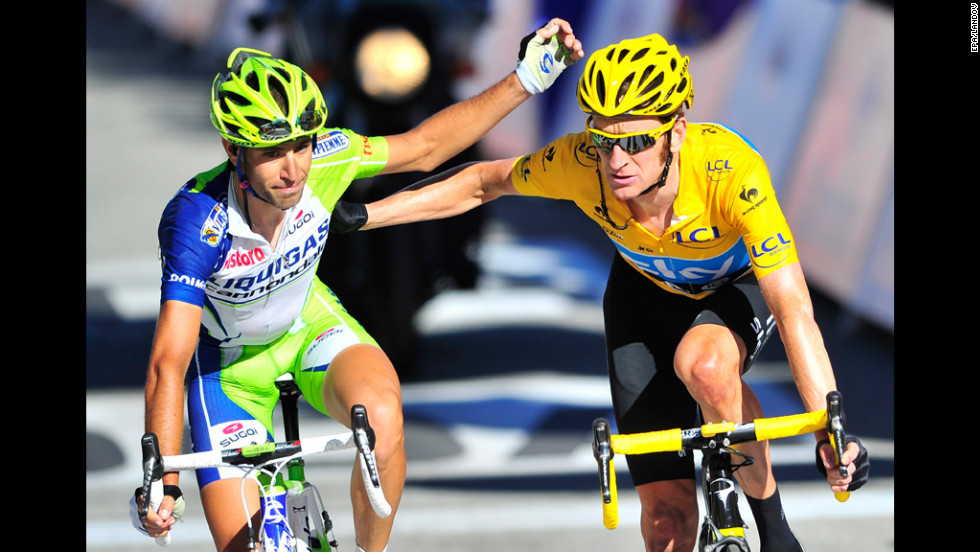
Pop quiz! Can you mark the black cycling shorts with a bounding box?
[602,253,776,486]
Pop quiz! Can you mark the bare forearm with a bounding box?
[759,265,838,428]
[144,362,187,485]
[143,301,201,486]
[384,74,531,173]
[365,159,515,229]
[778,315,837,411]
[425,72,530,148]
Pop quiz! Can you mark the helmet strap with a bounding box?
[234,134,317,227]
[233,148,277,228]
[594,164,629,231]
[639,132,673,196]
[236,149,274,204]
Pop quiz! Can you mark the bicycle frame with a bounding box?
[592,391,851,552]
[698,447,751,551]
[139,375,391,551]
[251,376,336,551]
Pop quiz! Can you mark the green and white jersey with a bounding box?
[158,129,389,347]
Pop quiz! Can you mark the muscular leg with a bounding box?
[320,344,405,552]
[200,477,262,552]
[674,324,803,551]
[636,479,699,552]
[673,324,775,500]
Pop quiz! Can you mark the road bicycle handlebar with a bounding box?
[592,391,850,530]
[139,404,391,546]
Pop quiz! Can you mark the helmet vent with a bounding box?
[640,91,662,112]
[657,83,678,114]
[617,74,635,106]
[646,72,664,95]
[267,79,289,114]
[273,67,292,83]
[596,71,607,106]
[245,72,261,92]
[222,91,250,107]
[631,47,650,62]
[638,65,655,89]
[670,58,678,71]
[617,49,630,64]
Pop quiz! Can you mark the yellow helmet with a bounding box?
[577,34,694,118]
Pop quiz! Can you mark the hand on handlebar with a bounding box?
[816,436,870,493]
[129,485,185,538]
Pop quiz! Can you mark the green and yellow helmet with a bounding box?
[576,34,694,118]
[210,47,327,148]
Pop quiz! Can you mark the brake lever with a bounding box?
[825,391,850,502]
[351,405,380,488]
[140,433,164,519]
[592,418,613,504]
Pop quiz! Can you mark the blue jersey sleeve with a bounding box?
[158,187,229,306]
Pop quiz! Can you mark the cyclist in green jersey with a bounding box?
[133,20,583,552]
[330,33,871,552]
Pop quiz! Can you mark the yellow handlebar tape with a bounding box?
[701,421,735,437]
[610,427,682,454]
[602,458,619,530]
[601,407,849,529]
[753,410,826,441]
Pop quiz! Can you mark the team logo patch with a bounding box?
[313,130,351,158]
[211,419,266,450]
[200,204,228,247]
[574,140,598,167]
[706,159,734,182]
[738,185,770,216]
[302,325,360,371]
[750,232,793,269]
[518,156,532,182]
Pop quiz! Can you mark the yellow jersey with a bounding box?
[510,122,798,299]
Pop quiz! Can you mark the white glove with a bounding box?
[129,486,185,537]
[515,27,576,94]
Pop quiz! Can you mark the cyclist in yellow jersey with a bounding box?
[131,20,584,552]
[331,33,870,552]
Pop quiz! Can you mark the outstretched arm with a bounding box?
[333,158,519,233]
[380,18,583,174]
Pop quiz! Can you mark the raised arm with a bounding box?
[380,18,583,174]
